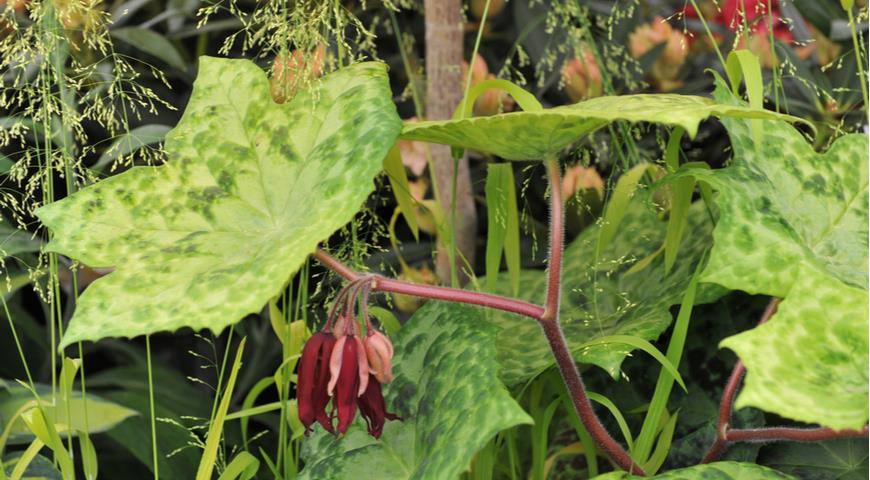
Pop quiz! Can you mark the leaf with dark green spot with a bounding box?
[490,199,724,385]
[400,94,806,160]
[36,58,402,347]
[299,302,532,479]
[592,461,795,479]
[678,77,869,430]
[721,266,868,429]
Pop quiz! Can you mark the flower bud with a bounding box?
[365,330,394,384]
[561,49,603,103]
[270,44,326,103]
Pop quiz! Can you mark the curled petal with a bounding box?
[355,336,370,397]
[358,375,401,439]
[328,335,347,396]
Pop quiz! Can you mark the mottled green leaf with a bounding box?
[683,78,869,429]
[299,303,532,479]
[721,266,868,430]
[689,78,868,296]
[36,58,402,347]
[592,461,795,479]
[491,199,724,384]
[400,94,806,160]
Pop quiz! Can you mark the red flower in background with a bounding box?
[684,0,794,42]
[297,280,400,439]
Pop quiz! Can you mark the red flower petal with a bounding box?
[358,375,401,439]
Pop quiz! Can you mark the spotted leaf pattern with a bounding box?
[721,266,868,430]
[400,94,806,160]
[684,78,868,429]
[37,58,402,347]
[299,303,532,479]
[490,200,723,384]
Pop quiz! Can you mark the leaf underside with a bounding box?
[37,57,402,347]
[400,94,806,160]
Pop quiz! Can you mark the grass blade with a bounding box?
[196,338,247,480]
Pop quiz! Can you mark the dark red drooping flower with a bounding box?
[297,332,337,434]
[297,277,400,438]
[358,374,401,439]
[328,334,369,434]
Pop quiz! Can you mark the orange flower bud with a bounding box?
[270,44,326,103]
[561,49,603,103]
[365,330,394,384]
[628,17,688,91]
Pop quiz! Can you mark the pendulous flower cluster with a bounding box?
[297,277,399,439]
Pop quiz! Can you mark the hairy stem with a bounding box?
[542,156,564,322]
[540,320,647,474]
[313,250,545,320]
[727,426,869,443]
[538,156,645,474]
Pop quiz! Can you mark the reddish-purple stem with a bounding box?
[727,426,869,443]
[542,157,564,322]
[313,250,545,320]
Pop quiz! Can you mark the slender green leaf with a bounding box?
[93,124,172,172]
[597,163,652,259]
[0,385,137,445]
[663,176,695,274]
[383,145,419,240]
[196,338,246,480]
[643,411,679,475]
[78,432,98,480]
[633,261,703,463]
[578,335,686,392]
[111,27,187,70]
[217,451,259,480]
[587,392,633,451]
[484,163,520,295]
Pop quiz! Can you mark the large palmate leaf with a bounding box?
[36,58,402,347]
[592,461,794,479]
[491,200,722,384]
[721,266,868,430]
[676,78,869,429]
[400,94,806,160]
[690,81,868,296]
[299,302,532,479]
